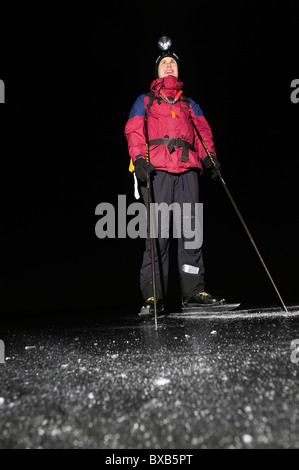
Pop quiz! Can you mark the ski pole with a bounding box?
[144,112,158,329]
[189,113,289,314]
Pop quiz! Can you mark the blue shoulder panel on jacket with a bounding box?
[128,94,147,119]
[188,97,204,117]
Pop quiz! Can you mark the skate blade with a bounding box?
[181,302,241,313]
[138,305,165,318]
[139,305,154,318]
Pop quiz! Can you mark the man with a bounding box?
[125,39,225,316]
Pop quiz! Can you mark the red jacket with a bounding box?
[125,75,217,174]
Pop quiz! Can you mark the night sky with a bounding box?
[0,1,298,317]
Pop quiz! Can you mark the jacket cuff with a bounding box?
[133,154,145,161]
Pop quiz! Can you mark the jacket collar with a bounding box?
[150,75,183,97]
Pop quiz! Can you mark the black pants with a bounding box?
[139,170,205,301]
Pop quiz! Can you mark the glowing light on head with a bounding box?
[157,36,172,51]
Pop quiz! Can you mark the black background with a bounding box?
[0,0,298,317]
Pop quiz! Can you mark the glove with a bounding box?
[203,155,221,181]
[134,158,155,182]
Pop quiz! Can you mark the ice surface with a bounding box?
[0,305,299,448]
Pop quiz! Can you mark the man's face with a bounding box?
[158,56,178,79]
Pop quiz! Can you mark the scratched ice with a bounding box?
[0,306,299,448]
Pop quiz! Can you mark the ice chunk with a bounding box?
[154,377,171,386]
[242,434,253,444]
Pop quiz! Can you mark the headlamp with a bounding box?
[157,36,172,52]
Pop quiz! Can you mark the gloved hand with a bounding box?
[203,155,221,181]
[134,158,155,182]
